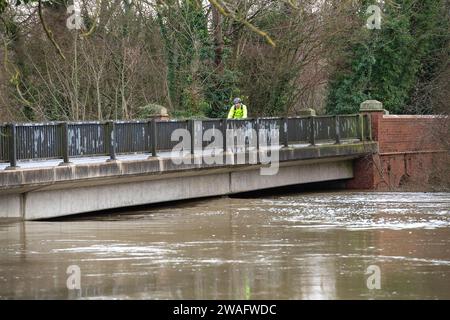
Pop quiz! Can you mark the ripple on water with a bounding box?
[263,192,450,230]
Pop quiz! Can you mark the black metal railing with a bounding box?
[0,115,372,168]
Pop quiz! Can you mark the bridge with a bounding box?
[0,106,380,220]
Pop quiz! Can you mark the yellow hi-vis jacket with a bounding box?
[227,104,248,119]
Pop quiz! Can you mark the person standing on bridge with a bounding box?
[227,98,248,119]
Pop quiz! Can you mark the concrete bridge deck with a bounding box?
[0,140,378,220]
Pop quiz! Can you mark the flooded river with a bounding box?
[1,191,449,300]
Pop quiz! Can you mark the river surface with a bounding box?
[0,191,449,300]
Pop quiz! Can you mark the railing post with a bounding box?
[59,122,72,166]
[188,119,195,155]
[309,116,316,146]
[283,117,289,148]
[367,114,373,141]
[222,118,227,154]
[255,118,260,152]
[358,114,364,141]
[334,115,341,145]
[6,123,19,170]
[106,121,117,161]
[150,119,157,157]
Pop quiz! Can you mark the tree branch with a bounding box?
[37,0,66,60]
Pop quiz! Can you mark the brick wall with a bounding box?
[378,116,444,153]
[348,113,449,191]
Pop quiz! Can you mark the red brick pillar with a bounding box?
[359,100,388,141]
[347,100,387,190]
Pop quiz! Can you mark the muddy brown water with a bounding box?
[1,191,449,299]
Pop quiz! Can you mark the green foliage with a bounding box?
[157,1,212,116]
[203,68,241,118]
[171,108,208,120]
[326,0,449,115]
[0,0,7,14]
[157,1,241,119]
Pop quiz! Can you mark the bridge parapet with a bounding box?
[0,115,372,169]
